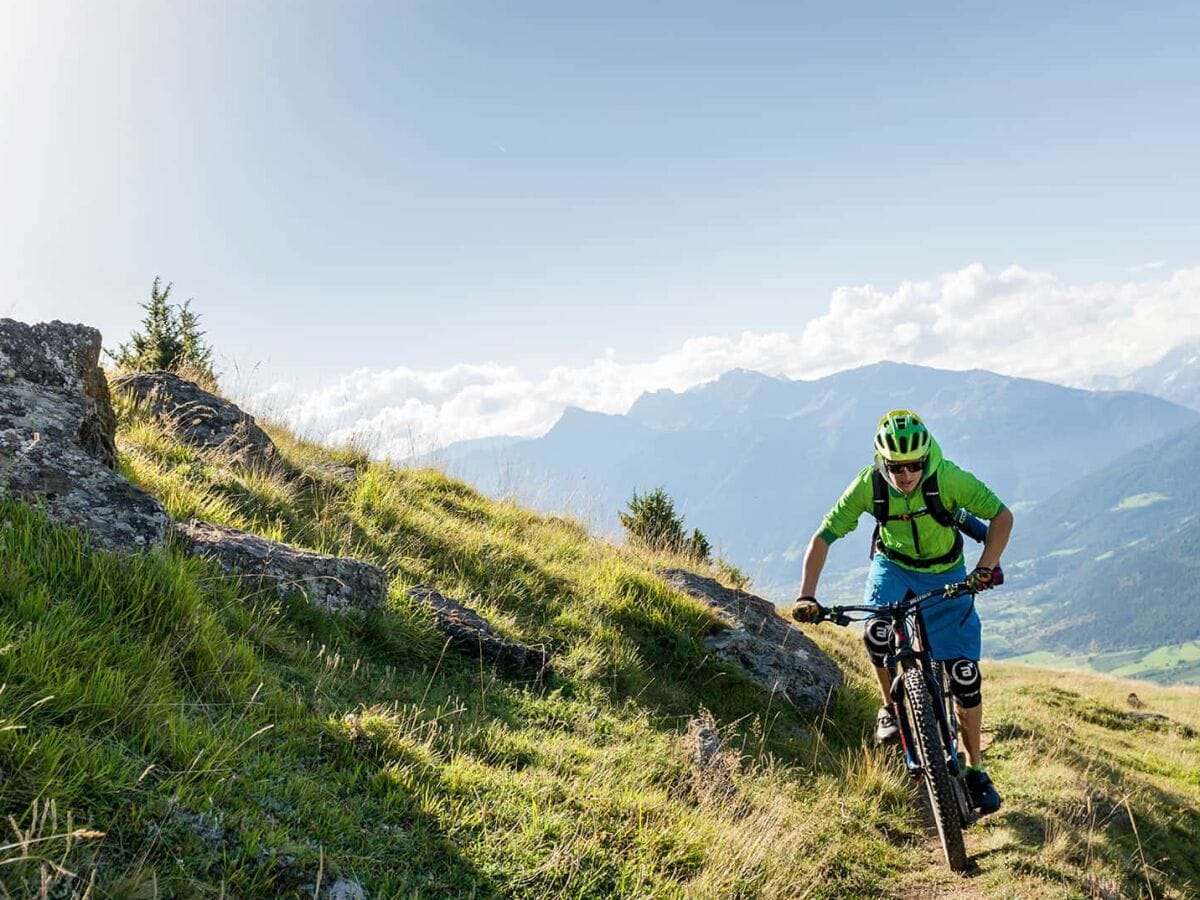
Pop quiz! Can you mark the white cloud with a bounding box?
[241,263,1200,458]
[1126,259,1167,273]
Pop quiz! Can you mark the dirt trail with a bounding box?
[894,795,993,899]
[896,729,1003,899]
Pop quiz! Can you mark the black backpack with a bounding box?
[869,468,986,569]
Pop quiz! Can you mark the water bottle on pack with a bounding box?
[953,507,989,544]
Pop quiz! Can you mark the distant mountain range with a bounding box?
[1090,339,1200,411]
[439,363,1199,627]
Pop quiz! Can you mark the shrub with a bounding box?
[687,528,712,563]
[715,558,750,591]
[108,277,216,386]
[619,487,711,562]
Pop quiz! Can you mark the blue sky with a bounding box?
[3,1,1199,448]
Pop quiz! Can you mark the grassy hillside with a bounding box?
[1,398,1198,897]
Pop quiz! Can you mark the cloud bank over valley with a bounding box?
[245,263,1200,458]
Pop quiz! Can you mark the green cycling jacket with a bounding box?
[817,438,1006,574]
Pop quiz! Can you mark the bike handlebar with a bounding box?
[815,565,1003,627]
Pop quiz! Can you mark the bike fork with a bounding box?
[889,670,922,779]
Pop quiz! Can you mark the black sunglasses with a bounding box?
[885,459,926,474]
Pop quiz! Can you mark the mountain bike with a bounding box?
[812,570,1003,872]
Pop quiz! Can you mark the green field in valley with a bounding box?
[1003,641,1200,686]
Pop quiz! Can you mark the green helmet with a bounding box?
[874,409,931,462]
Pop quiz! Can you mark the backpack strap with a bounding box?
[877,531,965,569]
[871,469,890,525]
[872,467,952,526]
[869,467,975,564]
[921,470,955,528]
[923,469,990,542]
[869,470,888,559]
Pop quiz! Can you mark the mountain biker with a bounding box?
[791,409,1012,815]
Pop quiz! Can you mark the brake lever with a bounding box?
[827,608,851,627]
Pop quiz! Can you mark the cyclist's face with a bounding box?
[887,461,924,493]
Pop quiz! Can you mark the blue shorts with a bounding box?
[863,555,981,662]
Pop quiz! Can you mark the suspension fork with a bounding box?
[888,618,923,776]
[891,666,921,776]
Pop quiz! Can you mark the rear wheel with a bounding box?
[903,666,968,872]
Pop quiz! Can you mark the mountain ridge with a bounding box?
[441,361,1199,603]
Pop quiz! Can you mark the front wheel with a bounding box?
[902,667,968,872]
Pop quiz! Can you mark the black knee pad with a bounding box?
[947,658,982,708]
[863,617,893,668]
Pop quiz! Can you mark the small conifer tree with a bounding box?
[686,528,712,563]
[108,277,216,385]
[619,487,712,562]
[176,300,214,376]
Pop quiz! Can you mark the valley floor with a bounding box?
[1003,641,1200,687]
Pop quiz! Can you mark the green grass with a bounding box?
[971,664,1200,898]
[1,400,1198,897]
[804,628,1200,899]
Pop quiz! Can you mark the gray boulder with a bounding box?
[112,370,276,467]
[0,318,168,551]
[175,519,386,614]
[660,568,843,712]
[408,585,551,675]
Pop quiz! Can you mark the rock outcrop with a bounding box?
[0,318,169,551]
[112,370,276,467]
[175,519,387,614]
[659,568,843,712]
[408,586,551,675]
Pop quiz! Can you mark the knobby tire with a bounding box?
[902,666,968,872]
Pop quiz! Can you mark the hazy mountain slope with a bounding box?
[424,433,527,464]
[444,363,1199,596]
[993,420,1200,655]
[1098,339,1200,412]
